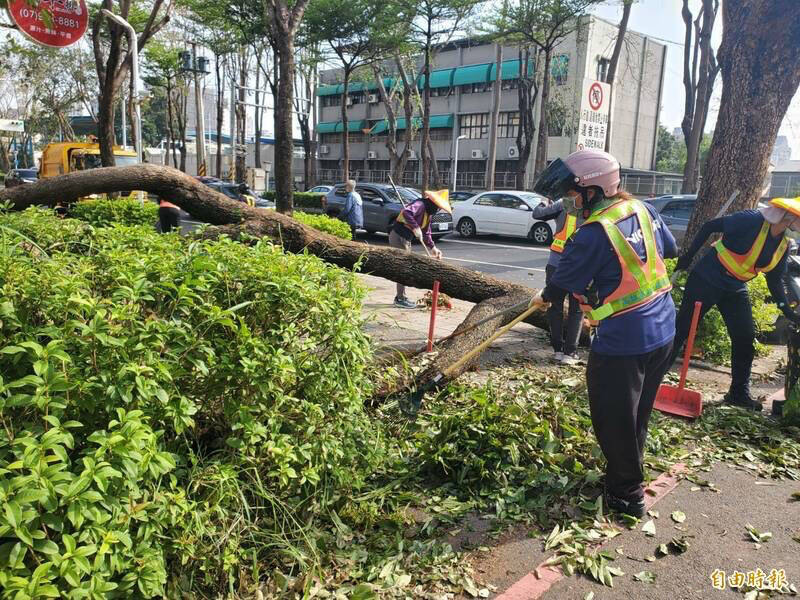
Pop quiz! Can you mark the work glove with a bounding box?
[412,227,424,242]
[431,246,443,260]
[675,254,692,272]
[540,286,553,304]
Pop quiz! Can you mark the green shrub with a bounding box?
[262,191,325,212]
[70,198,158,227]
[667,259,779,364]
[293,211,352,239]
[0,210,378,596]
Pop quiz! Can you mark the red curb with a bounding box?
[494,463,687,600]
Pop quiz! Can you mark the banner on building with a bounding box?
[576,79,611,151]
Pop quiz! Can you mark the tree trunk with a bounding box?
[97,87,117,166]
[534,49,552,177]
[341,68,351,182]
[254,48,263,170]
[215,52,224,178]
[2,164,575,398]
[604,0,632,152]
[274,37,296,213]
[486,44,502,191]
[682,0,715,194]
[236,52,248,184]
[421,42,433,190]
[684,0,800,245]
[516,47,539,190]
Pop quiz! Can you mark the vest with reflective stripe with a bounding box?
[396,201,431,231]
[550,213,577,253]
[713,220,789,282]
[580,199,672,322]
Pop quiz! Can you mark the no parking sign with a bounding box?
[576,79,611,151]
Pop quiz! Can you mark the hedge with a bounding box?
[262,190,326,212]
[293,211,352,239]
[70,197,159,227]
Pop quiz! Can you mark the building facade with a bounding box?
[315,15,667,191]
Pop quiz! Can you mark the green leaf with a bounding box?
[670,511,686,523]
[350,583,377,600]
[4,501,22,529]
[633,571,656,583]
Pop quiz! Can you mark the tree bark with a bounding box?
[341,68,351,182]
[516,47,539,190]
[534,49,552,177]
[1,165,569,396]
[604,0,632,152]
[215,52,224,178]
[684,0,800,246]
[254,47,263,170]
[421,41,433,190]
[486,44,503,191]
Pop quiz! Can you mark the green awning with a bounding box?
[417,68,455,89]
[317,84,343,96]
[369,114,453,134]
[489,59,534,80]
[317,120,367,133]
[453,63,492,86]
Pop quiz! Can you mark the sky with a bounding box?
[591,0,800,161]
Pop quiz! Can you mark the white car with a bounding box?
[452,190,557,244]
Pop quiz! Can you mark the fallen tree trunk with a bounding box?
[0,165,560,395]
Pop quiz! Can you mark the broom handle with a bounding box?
[442,295,544,378]
[679,301,702,390]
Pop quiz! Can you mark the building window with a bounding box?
[551,54,570,85]
[348,132,365,143]
[348,91,365,105]
[498,111,520,138]
[430,86,453,97]
[429,128,453,141]
[460,81,492,95]
[369,159,390,172]
[597,57,611,83]
[501,79,520,91]
[459,113,489,139]
[495,159,518,173]
[320,133,339,144]
[322,95,341,107]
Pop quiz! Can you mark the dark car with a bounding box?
[645,194,697,247]
[5,168,38,188]
[326,183,453,239]
[195,176,273,209]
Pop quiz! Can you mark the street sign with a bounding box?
[6,0,89,48]
[0,119,25,133]
[576,78,611,151]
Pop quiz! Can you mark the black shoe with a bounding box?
[723,392,763,412]
[604,490,646,518]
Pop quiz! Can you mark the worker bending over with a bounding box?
[389,190,451,309]
[672,197,800,411]
[531,197,585,364]
[534,149,678,518]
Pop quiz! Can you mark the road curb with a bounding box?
[494,463,687,600]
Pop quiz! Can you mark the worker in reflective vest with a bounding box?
[534,149,679,518]
[531,200,585,364]
[672,197,800,411]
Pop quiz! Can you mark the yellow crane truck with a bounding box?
[39,142,141,201]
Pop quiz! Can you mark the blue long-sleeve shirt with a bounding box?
[340,191,363,227]
[551,201,679,356]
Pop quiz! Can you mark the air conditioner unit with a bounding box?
[319,145,330,155]
[367,150,378,159]
[471,149,485,159]
[368,93,379,104]
[507,146,518,158]
[408,150,418,160]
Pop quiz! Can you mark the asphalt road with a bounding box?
[179,212,549,288]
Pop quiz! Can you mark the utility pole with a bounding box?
[191,43,206,176]
[229,74,236,182]
[486,43,502,191]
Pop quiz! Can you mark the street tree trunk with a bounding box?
[215,52,225,178]
[604,0,632,152]
[534,49,552,177]
[254,47,263,170]
[341,69,351,182]
[684,0,800,246]
[1,165,575,399]
[421,43,433,190]
[516,47,539,190]
[485,43,502,191]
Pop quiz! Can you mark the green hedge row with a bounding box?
[70,197,158,227]
[262,191,326,211]
[293,211,352,239]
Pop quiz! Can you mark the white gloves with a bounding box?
[432,246,443,260]
[413,227,423,242]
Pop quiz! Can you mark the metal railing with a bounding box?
[619,173,685,197]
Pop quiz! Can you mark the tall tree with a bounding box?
[500,0,600,177]
[304,0,395,182]
[680,0,720,193]
[294,46,322,188]
[394,0,481,189]
[485,43,503,190]
[91,0,173,166]
[684,0,800,245]
[266,0,311,213]
[603,0,634,152]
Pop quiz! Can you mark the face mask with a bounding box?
[561,195,579,213]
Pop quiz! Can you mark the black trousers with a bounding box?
[159,206,180,233]
[587,341,674,500]
[545,264,583,354]
[670,270,755,398]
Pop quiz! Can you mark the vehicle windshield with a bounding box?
[518,193,543,204]
[73,153,138,170]
[15,169,37,178]
[394,187,422,202]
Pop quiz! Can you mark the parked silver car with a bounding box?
[646,194,697,247]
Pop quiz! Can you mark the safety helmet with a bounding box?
[769,197,800,219]
[533,149,621,200]
[423,189,452,214]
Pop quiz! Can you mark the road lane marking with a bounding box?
[443,256,545,272]
[440,238,551,252]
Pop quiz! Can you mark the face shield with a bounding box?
[532,158,578,200]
